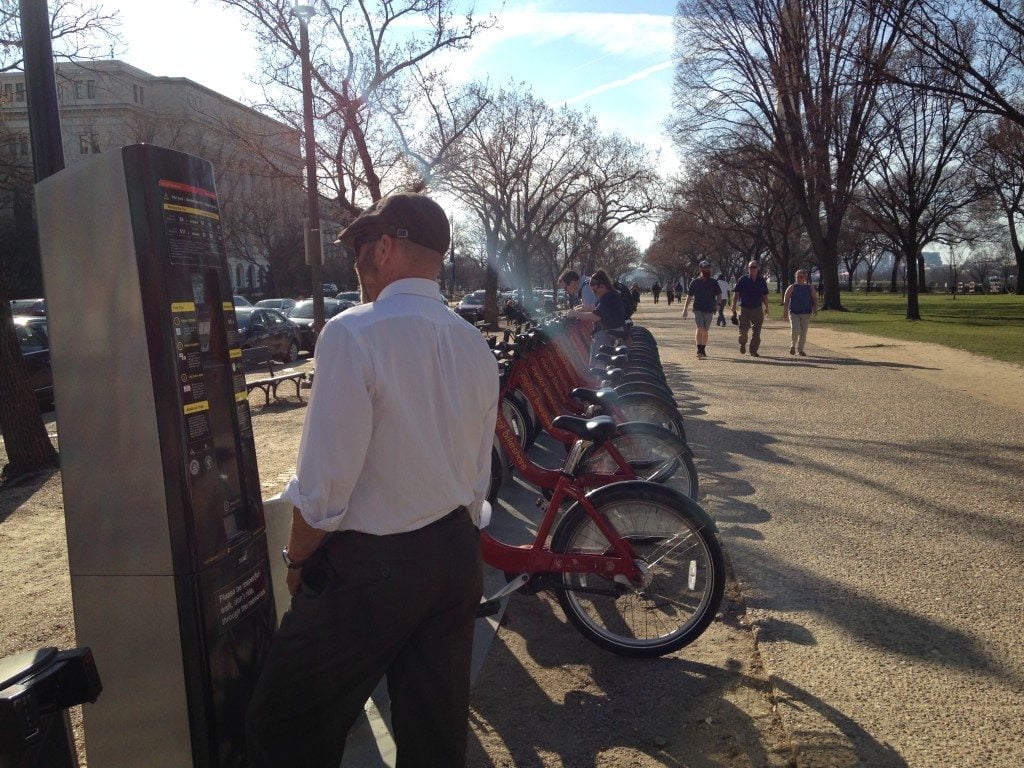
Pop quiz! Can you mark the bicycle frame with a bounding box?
[494,408,633,489]
[480,439,643,583]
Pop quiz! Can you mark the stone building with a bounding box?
[1,60,305,296]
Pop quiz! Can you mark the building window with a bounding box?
[15,82,25,102]
[236,264,243,289]
[1,83,12,104]
[247,265,255,289]
[74,80,83,99]
[133,84,139,102]
[79,134,101,154]
[86,80,97,99]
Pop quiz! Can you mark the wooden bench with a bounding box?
[244,350,307,404]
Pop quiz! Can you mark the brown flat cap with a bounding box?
[336,193,450,255]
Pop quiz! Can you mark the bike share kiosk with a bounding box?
[34,145,277,767]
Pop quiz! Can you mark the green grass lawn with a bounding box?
[813,292,1024,365]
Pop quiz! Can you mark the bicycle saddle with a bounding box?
[570,387,619,407]
[551,414,618,440]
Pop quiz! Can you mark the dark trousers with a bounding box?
[738,306,765,353]
[245,508,482,768]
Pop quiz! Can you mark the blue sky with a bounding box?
[103,0,680,244]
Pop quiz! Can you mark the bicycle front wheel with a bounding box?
[550,482,725,658]
[580,422,698,494]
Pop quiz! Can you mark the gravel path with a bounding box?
[3,299,1021,767]
[638,301,1024,767]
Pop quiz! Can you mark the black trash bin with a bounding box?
[0,647,101,768]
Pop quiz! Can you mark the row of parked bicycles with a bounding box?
[477,315,726,658]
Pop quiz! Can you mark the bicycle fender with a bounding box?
[582,480,719,533]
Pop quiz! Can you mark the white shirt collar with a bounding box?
[376,278,445,303]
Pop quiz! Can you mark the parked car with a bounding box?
[335,290,362,304]
[255,298,297,316]
[455,290,486,323]
[9,298,46,316]
[233,306,301,365]
[288,298,357,352]
[11,315,54,410]
[233,295,253,306]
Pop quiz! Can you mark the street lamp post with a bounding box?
[294,2,325,337]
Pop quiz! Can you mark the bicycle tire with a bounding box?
[580,422,698,495]
[550,481,725,658]
[502,391,536,452]
[611,392,687,442]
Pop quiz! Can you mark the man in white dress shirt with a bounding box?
[246,193,499,768]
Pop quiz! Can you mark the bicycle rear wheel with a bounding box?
[580,422,697,494]
[550,482,725,658]
[611,392,686,442]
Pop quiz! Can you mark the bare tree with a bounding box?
[217,0,496,220]
[0,0,120,73]
[0,0,120,481]
[439,85,599,325]
[673,0,909,310]
[855,47,982,318]
[970,118,1024,294]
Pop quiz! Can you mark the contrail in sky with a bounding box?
[567,59,677,104]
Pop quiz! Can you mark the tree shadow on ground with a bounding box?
[0,469,59,525]
[467,587,905,768]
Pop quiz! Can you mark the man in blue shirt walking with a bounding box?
[731,260,770,357]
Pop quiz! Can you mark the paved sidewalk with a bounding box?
[647,302,1024,767]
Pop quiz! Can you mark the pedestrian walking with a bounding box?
[731,260,770,356]
[681,260,722,358]
[651,281,661,304]
[666,285,675,305]
[715,272,730,326]
[630,282,641,307]
[783,268,819,356]
[674,280,684,298]
[246,193,500,768]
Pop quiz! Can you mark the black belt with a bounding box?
[427,506,468,529]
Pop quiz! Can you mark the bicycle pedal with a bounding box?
[535,497,546,508]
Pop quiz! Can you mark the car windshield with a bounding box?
[461,294,484,305]
[256,299,284,309]
[290,299,343,319]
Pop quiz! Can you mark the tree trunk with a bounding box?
[905,247,921,320]
[917,253,928,293]
[890,254,901,293]
[0,299,59,482]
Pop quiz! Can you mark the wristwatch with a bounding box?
[281,548,305,570]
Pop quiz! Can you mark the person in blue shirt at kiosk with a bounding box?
[731,260,770,357]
